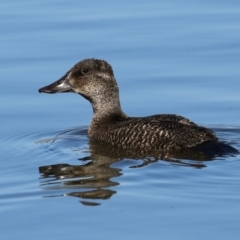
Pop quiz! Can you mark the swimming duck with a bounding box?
[39,58,238,154]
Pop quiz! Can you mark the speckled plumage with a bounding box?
[39,58,238,154]
[88,114,217,150]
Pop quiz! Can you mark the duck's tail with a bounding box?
[191,140,239,155]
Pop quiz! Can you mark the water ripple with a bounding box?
[1,125,239,207]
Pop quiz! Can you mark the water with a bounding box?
[1,0,240,239]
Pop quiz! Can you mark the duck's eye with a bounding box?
[81,68,89,74]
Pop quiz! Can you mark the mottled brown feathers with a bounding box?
[89,113,217,150]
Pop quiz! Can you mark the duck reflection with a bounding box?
[39,137,223,206]
[39,153,120,206]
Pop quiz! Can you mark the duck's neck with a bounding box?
[88,93,127,136]
[92,94,126,120]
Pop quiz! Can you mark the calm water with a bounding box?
[1,0,240,239]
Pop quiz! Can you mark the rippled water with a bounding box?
[2,0,240,239]
[2,125,240,239]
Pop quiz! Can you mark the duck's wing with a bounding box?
[94,115,217,150]
[140,114,197,126]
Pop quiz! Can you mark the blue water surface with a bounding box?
[1,0,240,240]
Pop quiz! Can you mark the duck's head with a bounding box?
[39,58,125,117]
[38,58,118,103]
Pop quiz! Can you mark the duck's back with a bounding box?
[89,114,217,150]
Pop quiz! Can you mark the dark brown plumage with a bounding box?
[88,114,217,150]
[39,58,238,154]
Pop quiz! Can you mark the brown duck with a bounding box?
[39,58,238,154]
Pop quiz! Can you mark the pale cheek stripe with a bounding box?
[67,71,72,79]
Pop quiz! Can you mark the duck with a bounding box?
[39,58,238,154]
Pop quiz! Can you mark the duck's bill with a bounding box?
[38,75,72,94]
